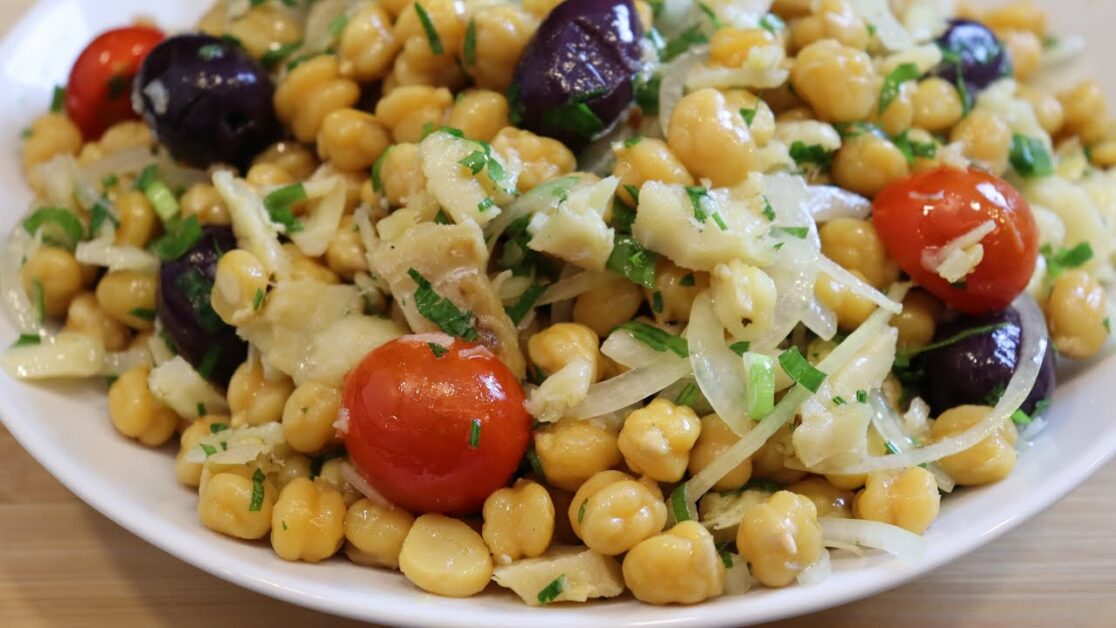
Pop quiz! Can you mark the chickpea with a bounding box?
[527,322,601,382]
[399,514,494,597]
[689,413,754,492]
[97,120,153,154]
[491,127,577,192]
[612,137,694,205]
[462,4,538,91]
[622,521,725,604]
[871,81,915,137]
[999,29,1041,81]
[787,477,854,518]
[533,419,622,491]
[1058,80,1109,145]
[314,457,363,506]
[618,399,702,483]
[228,354,295,427]
[815,272,877,331]
[1090,140,1116,169]
[929,405,1019,486]
[269,478,347,562]
[911,78,965,133]
[393,0,467,67]
[274,55,361,143]
[272,452,312,490]
[982,2,1046,36]
[819,218,900,289]
[445,89,508,143]
[377,143,424,207]
[1018,85,1064,136]
[1046,270,1109,360]
[111,191,158,247]
[569,470,667,556]
[646,260,708,325]
[950,109,1013,175]
[64,292,129,352]
[790,0,870,51]
[791,40,879,123]
[284,243,341,284]
[316,108,392,172]
[710,27,778,66]
[736,491,823,588]
[773,0,812,16]
[94,270,157,330]
[175,416,230,487]
[831,133,910,197]
[198,468,276,540]
[853,467,941,534]
[21,113,82,173]
[325,216,369,280]
[482,479,555,565]
[107,365,180,447]
[180,183,231,226]
[282,382,343,454]
[374,85,454,144]
[891,289,943,351]
[211,249,269,327]
[225,2,302,60]
[668,88,765,187]
[21,246,83,320]
[752,424,807,484]
[345,498,415,568]
[338,1,400,82]
[572,275,643,337]
[246,162,295,189]
[253,141,320,181]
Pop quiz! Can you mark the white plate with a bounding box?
[1,1,1114,626]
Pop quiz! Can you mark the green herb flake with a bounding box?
[12,333,41,347]
[856,389,868,403]
[759,13,785,34]
[675,381,698,406]
[328,13,350,39]
[477,197,495,213]
[22,207,84,251]
[1041,242,1094,279]
[833,396,847,405]
[739,107,757,126]
[89,199,118,238]
[577,499,587,523]
[606,234,658,289]
[680,273,696,286]
[884,441,900,455]
[893,130,938,164]
[150,215,204,261]
[505,282,546,325]
[134,165,157,192]
[622,185,641,206]
[662,25,708,62]
[200,443,217,457]
[198,43,225,61]
[371,146,392,192]
[789,141,834,169]
[868,23,878,37]
[617,321,689,358]
[537,575,566,605]
[772,226,808,239]
[407,268,479,340]
[209,423,229,434]
[433,209,452,224]
[878,63,921,114]
[196,345,223,380]
[542,98,604,140]
[31,279,44,324]
[716,542,734,568]
[282,520,288,531]
[685,186,711,223]
[464,18,477,66]
[1010,409,1033,426]
[778,346,827,393]
[897,322,1009,364]
[633,73,662,113]
[526,448,547,484]
[729,341,750,356]
[428,342,449,358]
[623,135,643,149]
[651,290,664,313]
[697,2,722,28]
[101,175,118,190]
[467,418,482,449]
[669,483,691,522]
[1105,317,1111,333]
[263,183,307,233]
[261,40,303,70]
[50,85,65,113]
[196,402,207,417]
[1010,134,1053,178]
[762,196,775,221]
[129,307,156,322]
[413,3,444,54]
[252,288,265,311]
[249,468,267,512]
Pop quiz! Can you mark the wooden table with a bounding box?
[1,2,1115,627]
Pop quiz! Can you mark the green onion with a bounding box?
[129,308,156,322]
[433,209,452,224]
[463,18,477,66]
[777,346,827,393]
[196,402,207,417]
[477,197,494,213]
[1032,398,1052,416]
[729,340,750,356]
[833,121,886,139]
[261,40,303,70]
[711,212,728,231]
[197,43,225,61]
[407,268,479,341]
[697,2,722,27]
[505,282,546,325]
[209,423,229,434]
[249,468,266,512]
[50,86,65,112]
[743,353,775,419]
[739,107,757,126]
[12,333,41,347]
[536,575,566,605]
[893,130,937,164]
[611,199,637,234]
[1010,134,1053,178]
[413,3,444,55]
[856,389,868,403]
[1010,409,1033,426]
[622,184,640,204]
[428,342,448,358]
[1041,242,1094,279]
[252,288,265,311]
[715,542,734,568]
[878,63,921,114]
[896,322,1009,364]
[146,179,181,222]
[605,234,658,289]
[744,478,784,493]
[617,321,689,358]
[623,135,643,148]
[468,418,482,449]
[669,483,691,522]
[459,150,486,174]
[833,396,847,405]
[789,141,834,169]
[263,183,307,233]
[675,382,698,406]
[88,198,119,237]
[633,73,661,113]
[22,207,84,250]
[150,216,204,261]
[200,443,217,457]
[577,499,587,523]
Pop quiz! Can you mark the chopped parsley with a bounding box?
[200,443,217,457]
[468,418,482,449]
[1010,409,1033,426]
[661,25,708,62]
[197,43,225,61]
[526,449,547,484]
[209,422,229,434]
[413,3,444,55]
[541,95,605,140]
[762,196,775,221]
[248,468,267,512]
[833,121,886,139]
[261,41,303,70]
[611,198,637,234]
[895,322,1009,366]
[407,268,479,341]
[1009,134,1054,178]
[463,18,477,66]
[371,145,392,192]
[196,345,223,380]
[623,135,643,149]
[758,13,785,34]
[893,130,937,164]
[685,186,711,223]
[633,73,662,114]
[252,288,265,311]
[878,63,921,114]
[505,282,547,325]
[729,340,750,356]
[697,2,722,28]
[1041,242,1094,278]
[938,48,973,115]
[777,346,827,393]
[606,234,658,289]
[328,14,350,40]
[680,273,696,286]
[428,342,448,358]
[577,499,587,523]
[477,197,495,213]
[12,333,41,348]
[884,441,900,455]
[196,402,207,417]
[149,215,203,261]
[716,542,734,568]
[651,290,664,313]
[856,389,868,403]
[536,575,566,605]
[675,381,698,406]
[833,396,847,405]
[772,226,808,239]
[88,198,119,237]
[263,183,307,233]
[622,184,640,204]
[617,321,688,358]
[789,141,834,169]
[129,308,156,322]
[433,209,452,224]
[669,483,691,522]
[739,107,757,126]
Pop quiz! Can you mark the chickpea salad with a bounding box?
[4,0,1114,609]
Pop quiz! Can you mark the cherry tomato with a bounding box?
[872,167,1038,314]
[342,336,530,515]
[65,26,165,140]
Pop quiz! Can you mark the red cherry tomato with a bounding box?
[872,167,1038,314]
[342,336,530,515]
[65,26,165,140]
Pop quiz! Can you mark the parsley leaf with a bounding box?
[789,141,834,169]
[505,282,546,325]
[407,268,479,341]
[617,321,688,358]
[413,3,443,54]
[893,130,938,164]
[249,468,266,512]
[606,234,658,289]
[878,63,921,114]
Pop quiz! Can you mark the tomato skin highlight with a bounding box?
[342,337,530,515]
[872,167,1038,314]
[65,26,165,140]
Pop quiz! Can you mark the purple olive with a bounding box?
[157,226,246,385]
[921,306,1055,417]
[510,0,642,148]
[934,20,1011,97]
[135,34,281,170]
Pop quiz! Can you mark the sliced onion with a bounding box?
[75,238,160,274]
[0,332,104,379]
[724,557,755,595]
[752,238,818,350]
[602,329,664,369]
[1,229,43,335]
[867,390,955,493]
[340,461,394,508]
[801,295,837,341]
[1040,34,1085,68]
[797,549,832,585]
[353,205,380,273]
[820,517,926,565]
[77,146,207,190]
[536,271,613,306]
[102,344,152,375]
[848,0,914,51]
[569,355,691,419]
[805,185,872,222]
[819,256,902,314]
[687,292,751,435]
[659,46,708,139]
[829,294,1046,474]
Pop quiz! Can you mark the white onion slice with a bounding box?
[848,0,914,51]
[829,295,1046,474]
[75,238,160,274]
[820,517,926,564]
[1,229,42,335]
[536,271,613,306]
[659,46,708,139]
[801,295,837,341]
[819,256,902,314]
[687,292,751,435]
[805,185,872,222]
[867,390,955,493]
[602,330,664,369]
[102,344,152,375]
[797,549,832,585]
[340,461,393,508]
[0,332,104,379]
[569,355,691,419]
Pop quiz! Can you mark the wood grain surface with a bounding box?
[1,2,1114,627]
